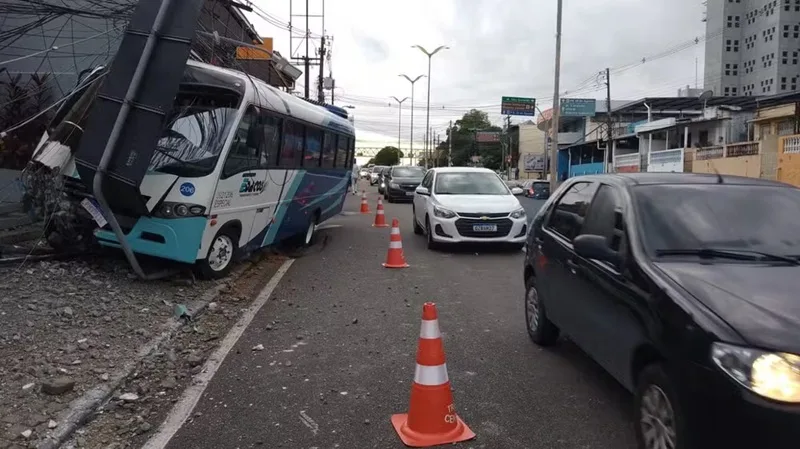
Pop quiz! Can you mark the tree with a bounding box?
[437,109,503,169]
[372,146,404,166]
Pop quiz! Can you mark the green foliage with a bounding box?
[0,69,53,169]
[435,109,508,170]
[372,146,404,166]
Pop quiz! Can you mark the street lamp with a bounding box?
[399,74,425,166]
[390,96,409,156]
[412,44,449,168]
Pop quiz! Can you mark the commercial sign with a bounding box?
[560,98,596,117]
[501,96,536,116]
[475,131,501,143]
[523,154,546,172]
[236,38,273,60]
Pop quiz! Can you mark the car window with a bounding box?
[547,181,599,241]
[633,184,800,256]
[392,166,425,177]
[421,171,433,189]
[581,184,625,252]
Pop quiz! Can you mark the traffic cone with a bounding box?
[391,303,475,447]
[359,191,370,214]
[372,197,389,227]
[382,218,409,268]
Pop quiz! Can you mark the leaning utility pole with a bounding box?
[604,67,613,172]
[548,0,563,192]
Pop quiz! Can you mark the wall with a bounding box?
[778,134,800,187]
[516,123,546,179]
[570,162,604,177]
[692,155,762,177]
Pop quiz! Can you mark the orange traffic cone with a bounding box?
[382,218,409,268]
[372,197,389,227]
[359,191,370,214]
[391,303,475,447]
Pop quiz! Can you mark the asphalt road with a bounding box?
[164,189,637,449]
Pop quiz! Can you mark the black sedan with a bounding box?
[523,173,800,449]
[383,166,425,202]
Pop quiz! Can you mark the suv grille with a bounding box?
[455,218,512,238]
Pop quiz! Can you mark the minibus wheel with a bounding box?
[198,228,238,279]
[302,213,318,247]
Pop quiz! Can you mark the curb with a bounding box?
[37,262,254,449]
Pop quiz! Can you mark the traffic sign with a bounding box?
[560,98,596,117]
[501,96,536,116]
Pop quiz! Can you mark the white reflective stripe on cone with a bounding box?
[419,319,441,339]
[377,210,385,215]
[389,241,403,249]
[414,363,449,386]
[391,227,400,235]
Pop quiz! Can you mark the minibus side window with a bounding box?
[304,127,323,168]
[259,111,282,168]
[322,132,336,168]
[334,134,349,167]
[222,106,262,178]
[279,120,304,167]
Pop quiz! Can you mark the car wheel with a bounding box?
[634,364,689,449]
[425,216,438,250]
[197,227,239,279]
[412,207,424,235]
[524,275,559,345]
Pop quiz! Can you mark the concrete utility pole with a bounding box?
[304,0,310,99]
[448,120,453,166]
[548,0,563,192]
[390,96,409,155]
[399,74,425,166]
[604,67,613,172]
[413,45,449,168]
[317,36,326,103]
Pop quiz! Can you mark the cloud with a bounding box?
[246,0,708,148]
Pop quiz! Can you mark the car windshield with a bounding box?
[633,184,800,257]
[434,172,510,195]
[372,166,386,173]
[392,167,424,177]
[149,90,241,177]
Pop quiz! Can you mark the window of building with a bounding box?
[303,127,323,168]
[724,87,731,96]
[321,132,336,168]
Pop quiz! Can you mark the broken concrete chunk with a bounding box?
[41,377,75,396]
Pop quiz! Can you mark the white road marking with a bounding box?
[299,410,320,435]
[140,259,296,449]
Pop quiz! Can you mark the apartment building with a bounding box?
[704,0,800,96]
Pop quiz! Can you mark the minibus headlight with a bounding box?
[155,202,206,219]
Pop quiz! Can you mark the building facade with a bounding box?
[704,0,800,97]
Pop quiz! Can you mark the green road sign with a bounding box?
[560,98,596,117]
[501,96,536,116]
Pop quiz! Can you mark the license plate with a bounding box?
[472,224,497,232]
[406,191,415,196]
[80,198,108,227]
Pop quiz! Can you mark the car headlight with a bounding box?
[433,205,457,219]
[154,202,206,219]
[390,182,399,189]
[712,342,800,403]
[510,208,526,219]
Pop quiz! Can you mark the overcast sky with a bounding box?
[245,0,708,149]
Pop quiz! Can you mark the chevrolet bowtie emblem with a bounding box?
[480,216,490,220]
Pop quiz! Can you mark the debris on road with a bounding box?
[252,344,265,351]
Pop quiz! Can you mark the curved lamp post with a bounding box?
[412,44,449,168]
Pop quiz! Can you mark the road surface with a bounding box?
[162,189,637,449]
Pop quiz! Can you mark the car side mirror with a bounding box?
[511,187,523,195]
[573,234,620,265]
[415,186,430,196]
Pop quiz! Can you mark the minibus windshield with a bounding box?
[149,89,241,177]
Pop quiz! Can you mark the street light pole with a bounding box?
[390,96,409,156]
[549,0,563,192]
[399,74,425,166]
[413,44,449,168]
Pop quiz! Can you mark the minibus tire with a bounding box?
[197,227,239,279]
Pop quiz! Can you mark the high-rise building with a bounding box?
[704,0,800,97]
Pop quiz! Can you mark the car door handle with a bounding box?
[566,259,578,274]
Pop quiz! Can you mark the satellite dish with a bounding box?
[698,90,713,110]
